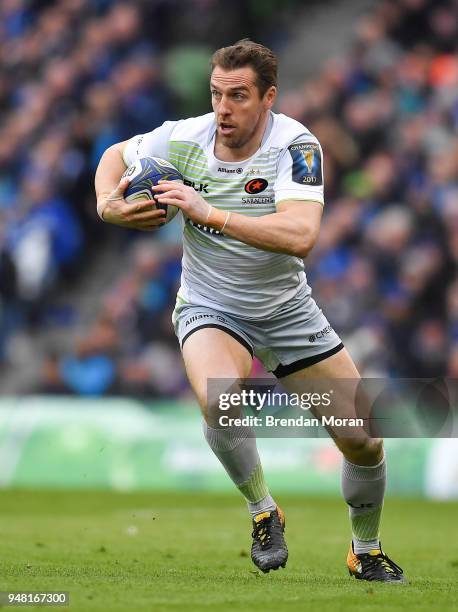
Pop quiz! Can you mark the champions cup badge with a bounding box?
[288,141,323,186]
[302,149,314,173]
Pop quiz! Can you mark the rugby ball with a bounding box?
[122,157,183,224]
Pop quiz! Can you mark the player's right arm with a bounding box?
[95,140,128,214]
[95,121,179,230]
[94,140,166,231]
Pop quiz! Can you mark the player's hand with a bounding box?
[152,181,212,225]
[99,177,166,231]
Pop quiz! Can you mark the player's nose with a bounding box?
[218,95,232,116]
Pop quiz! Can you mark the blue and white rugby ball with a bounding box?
[123,157,183,224]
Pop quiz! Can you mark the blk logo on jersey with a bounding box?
[183,178,209,193]
[244,178,268,194]
[288,142,323,186]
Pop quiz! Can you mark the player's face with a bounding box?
[211,66,276,150]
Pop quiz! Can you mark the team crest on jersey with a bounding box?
[244,178,268,194]
[288,142,322,186]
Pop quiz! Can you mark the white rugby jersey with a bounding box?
[123,111,324,319]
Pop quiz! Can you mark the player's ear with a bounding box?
[263,85,277,109]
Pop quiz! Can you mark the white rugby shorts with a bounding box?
[172,293,344,377]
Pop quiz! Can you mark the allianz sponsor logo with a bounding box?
[216,167,262,175]
[185,312,228,326]
[217,166,243,174]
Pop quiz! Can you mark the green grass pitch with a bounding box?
[0,490,457,611]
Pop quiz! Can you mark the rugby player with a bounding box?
[95,40,405,583]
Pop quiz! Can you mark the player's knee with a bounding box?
[198,389,229,427]
[193,389,215,423]
[198,379,245,426]
[335,436,383,465]
[201,398,221,426]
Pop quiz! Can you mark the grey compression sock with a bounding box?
[203,420,271,504]
[341,454,386,554]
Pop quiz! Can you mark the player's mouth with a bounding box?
[219,123,236,136]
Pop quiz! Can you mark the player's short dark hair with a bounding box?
[211,39,278,98]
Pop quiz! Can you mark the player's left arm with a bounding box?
[151,184,323,257]
[212,198,323,257]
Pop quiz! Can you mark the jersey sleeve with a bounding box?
[122,120,180,166]
[274,134,324,206]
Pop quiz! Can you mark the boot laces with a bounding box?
[362,551,404,579]
[252,516,274,550]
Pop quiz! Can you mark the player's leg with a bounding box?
[280,347,382,460]
[280,347,405,582]
[182,326,288,572]
[182,326,268,505]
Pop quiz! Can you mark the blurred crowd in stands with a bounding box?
[293,0,458,379]
[0,0,457,396]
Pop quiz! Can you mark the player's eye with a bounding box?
[233,93,246,100]
[211,90,221,98]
